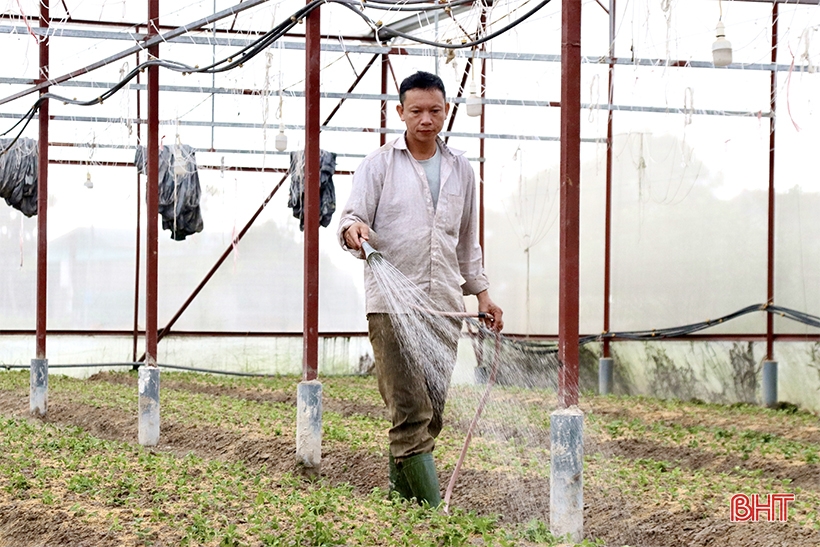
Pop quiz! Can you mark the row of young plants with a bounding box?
[2,369,818,545]
[584,399,820,464]
[0,371,578,546]
[3,416,582,546]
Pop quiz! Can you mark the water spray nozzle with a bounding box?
[361,240,381,261]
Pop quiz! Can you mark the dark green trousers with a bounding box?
[368,313,459,462]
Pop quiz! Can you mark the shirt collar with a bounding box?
[393,133,466,158]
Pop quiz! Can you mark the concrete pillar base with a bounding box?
[138,366,160,446]
[762,360,778,408]
[30,358,48,416]
[598,358,613,395]
[550,407,584,542]
[296,380,323,468]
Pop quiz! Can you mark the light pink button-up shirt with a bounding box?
[337,135,490,314]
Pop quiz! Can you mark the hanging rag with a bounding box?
[0,138,38,217]
[135,144,204,240]
[288,149,337,231]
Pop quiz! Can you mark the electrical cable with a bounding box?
[3,304,819,372]
[2,361,281,377]
[0,0,554,155]
[464,303,820,357]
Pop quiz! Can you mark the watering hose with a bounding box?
[443,330,503,513]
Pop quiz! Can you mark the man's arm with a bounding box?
[337,152,384,257]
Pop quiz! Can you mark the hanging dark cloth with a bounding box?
[0,138,38,217]
[135,144,204,240]
[288,149,337,231]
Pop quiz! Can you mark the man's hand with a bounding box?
[476,290,504,333]
[343,221,370,251]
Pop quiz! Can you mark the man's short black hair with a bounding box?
[399,71,447,104]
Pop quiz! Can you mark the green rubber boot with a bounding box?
[400,453,442,508]
[388,453,413,500]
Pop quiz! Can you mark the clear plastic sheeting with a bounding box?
[135,145,204,240]
[0,138,38,217]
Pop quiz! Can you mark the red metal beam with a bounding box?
[380,53,388,147]
[478,7,488,255]
[303,0,321,382]
[322,53,379,127]
[37,159,351,173]
[766,4,778,360]
[35,0,49,360]
[444,57,473,145]
[145,1,160,367]
[603,0,616,359]
[479,54,486,255]
[6,329,820,342]
[558,0,582,408]
[136,173,290,361]
[133,39,142,363]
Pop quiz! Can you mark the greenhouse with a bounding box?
[1,0,819,545]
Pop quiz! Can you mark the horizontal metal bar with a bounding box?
[0,329,368,338]
[0,112,604,143]
[0,0,272,106]
[2,329,817,341]
[0,75,773,119]
[49,140,369,159]
[44,157,355,174]
[0,24,812,73]
[738,0,820,4]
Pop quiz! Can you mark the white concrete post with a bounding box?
[138,366,160,446]
[550,407,584,542]
[598,357,613,395]
[296,380,323,468]
[30,358,48,416]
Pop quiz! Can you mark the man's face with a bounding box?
[397,88,450,147]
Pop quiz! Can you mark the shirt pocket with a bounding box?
[439,185,466,236]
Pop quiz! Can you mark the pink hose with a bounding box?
[443,331,502,513]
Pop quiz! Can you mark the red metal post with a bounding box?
[322,54,379,128]
[133,40,142,363]
[303,0,321,382]
[136,173,290,359]
[558,0,582,408]
[380,53,388,147]
[35,1,50,360]
[766,4,778,360]
[478,6,488,254]
[145,1,160,367]
[603,0,616,359]
[444,57,473,145]
[479,54,486,254]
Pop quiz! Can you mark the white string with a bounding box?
[588,73,600,123]
[262,50,273,163]
[799,26,818,74]
[660,0,672,63]
[683,86,694,126]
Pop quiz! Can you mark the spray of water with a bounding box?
[364,249,565,520]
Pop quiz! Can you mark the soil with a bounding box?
[1,372,818,547]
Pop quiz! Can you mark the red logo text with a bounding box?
[730,493,794,522]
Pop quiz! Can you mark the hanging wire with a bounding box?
[1,0,557,154]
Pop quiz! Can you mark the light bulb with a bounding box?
[84,171,93,189]
[712,21,733,67]
[275,122,288,152]
[465,81,482,118]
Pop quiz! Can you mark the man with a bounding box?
[337,71,503,507]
